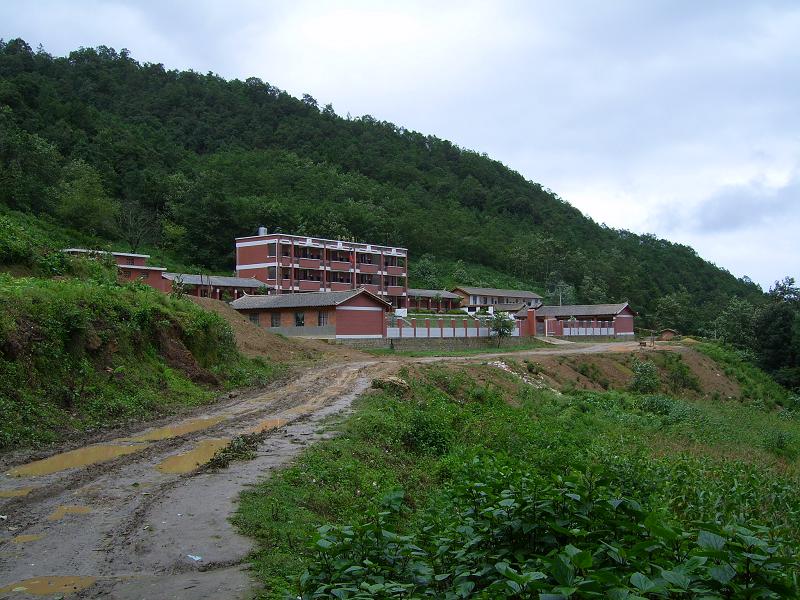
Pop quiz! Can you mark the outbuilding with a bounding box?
[163,273,266,300]
[229,288,391,339]
[519,302,636,337]
[407,289,462,312]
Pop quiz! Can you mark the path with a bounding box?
[0,341,643,599]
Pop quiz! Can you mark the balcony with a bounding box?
[329,282,353,291]
[386,265,406,277]
[298,258,321,269]
[329,260,352,271]
[387,286,405,296]
[298,280,322,292]
[279,257,293,267]
[357,263,379,274]
[360,284,380,294]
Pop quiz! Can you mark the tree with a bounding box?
[55,159,119,236]
[653,290,693,332]
[489,312,515,347]
[580,273,609,304]
[116,202,159,253]
[546,279,576,306]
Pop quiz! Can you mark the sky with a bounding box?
[2,0,798,290]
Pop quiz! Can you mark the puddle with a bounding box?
[0,576,97,595]
[248,418,288,434]
[46,505,92,521]
[127,416,226,442]
[12,533,44,544]
[0,486,36,498]
[8,444,148,477]
[156,439,230,474]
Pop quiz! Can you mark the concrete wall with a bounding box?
[339,335,537,351]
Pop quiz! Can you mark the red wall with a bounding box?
[335,294,387,337]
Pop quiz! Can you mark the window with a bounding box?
[249,313,260,326]
[267,266,277,280]
[271,313,280,327]
[294,312,305,327]
[318,311,329,326]
[267,243,277,257]
[140,271,149,279]
[127,257,135,265]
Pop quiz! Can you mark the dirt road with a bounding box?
[0,342,643,599]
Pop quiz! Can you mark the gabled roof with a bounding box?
[163,273,265,288]
[533,303,633,318]
[230,288,391,310]
[492,303,528,312]
[452,286,542,299]
[63,248,150,259]
[408,288,461,300]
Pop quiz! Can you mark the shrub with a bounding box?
[630,358,660,393]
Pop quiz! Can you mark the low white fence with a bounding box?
[387,317,520,339]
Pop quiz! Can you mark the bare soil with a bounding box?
[0,339,742,599]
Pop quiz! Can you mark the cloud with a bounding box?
[1,0,799,288]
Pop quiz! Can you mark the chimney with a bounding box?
[257,226,268,236]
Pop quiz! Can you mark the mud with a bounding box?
[156,439,231,474]
[0,341,697,600]
[0,488,34,498]
[7,444,149,478]
[10,534,43,545]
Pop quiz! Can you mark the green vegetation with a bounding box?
[0,270,282,449]
[234,362,800,598]
[364,339,548,358]
[0,39,766,329]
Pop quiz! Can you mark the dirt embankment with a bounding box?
[187,297,368,363]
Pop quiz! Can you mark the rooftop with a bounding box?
[230,288,391,310]
[63,248,150,259]
[407,288,461,299]
[453,286,542,299]
[164,273,265,288]
[531,303,633,318]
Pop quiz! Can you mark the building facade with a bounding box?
[451,286,543,314]
[235,232,409,308]
[162,273,266,300]
[230,289,390,339]
[522,303,636,337]
[407,289,462,312]
[64,249,170,292]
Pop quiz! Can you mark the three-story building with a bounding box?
[235,231,409,308]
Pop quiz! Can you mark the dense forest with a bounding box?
[1,37,794,370]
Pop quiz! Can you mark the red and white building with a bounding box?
[518,302,636,337]
[230,288,390,339]
[234,231,408,308]
[64,248,170,292]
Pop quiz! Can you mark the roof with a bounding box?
[229,288,391,310]
[492,303,528,312]
[452,286,542,299]
[63,248,150,259]
[407,288,461,300]
[533,303,633,318]
[120,265,166,271]
[163,273,265,288]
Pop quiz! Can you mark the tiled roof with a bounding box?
[408,288,461,299]
[533,303,632,318]
[230,288,390,310]
[164,273,265,288]
[453,286,542,299]
[63,248,150,259]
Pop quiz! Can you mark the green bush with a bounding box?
[630,358,660,393]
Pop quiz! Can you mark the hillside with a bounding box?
[0,38,765,328]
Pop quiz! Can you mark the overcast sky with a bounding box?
[2,0,798,289]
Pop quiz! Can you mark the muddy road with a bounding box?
[0,342,645,599]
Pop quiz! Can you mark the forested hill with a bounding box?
[0,38,763,327]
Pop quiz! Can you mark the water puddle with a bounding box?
[248,418,288,434]
[0,486,36,498]
[8,444,148,477]
[127,416,226,442]
[46,505,92,521]
[0,576,97,595]
[12,533,44,544]
[156,439,230,474]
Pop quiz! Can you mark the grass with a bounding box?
[363,339,549,357]
[234,361,800,598]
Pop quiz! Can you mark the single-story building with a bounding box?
[229,288,391,339]
[64,248,171,292]
[407,289,462,312]
[517,302,636,337]
[451,286,542,314]
[163,273,266,300]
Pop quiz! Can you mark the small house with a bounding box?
[407,289,462,312]
[229,288,391,339]
[519,302,636,337]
